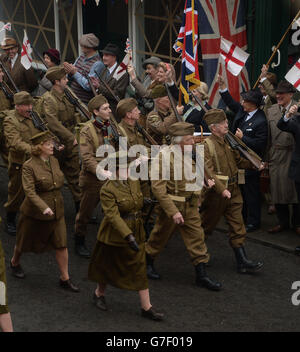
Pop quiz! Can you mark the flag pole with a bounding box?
[253,9,300,89]
[178,58,183,106]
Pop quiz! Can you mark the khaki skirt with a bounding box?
[16,213,67,254]
[88,241,148,291]
[0,240,9,314]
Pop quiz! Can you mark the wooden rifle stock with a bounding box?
[95,70,121,103]
[64,86,90,120]
[0,58,20,93]
[189,90,208,113]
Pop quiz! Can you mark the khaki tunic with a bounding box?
[0,89,12,166]
[200,135,253,248]
[0,237,9,314]
[266,103,298,204]
[3,110,40,212]
[146,109,177,145]
[75,120,116,236]
[16,156,67,253]
[88,179,148,291]
[145,145,209,266]
[1,54,38,93]
[42,88,81,202]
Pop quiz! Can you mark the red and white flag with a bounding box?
[285,59,300,91]
[0,22,11,32]
[220,37,249,77]
[21,30,33,70]
[113,39,132,81]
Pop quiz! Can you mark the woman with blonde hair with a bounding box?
[10,131,79,293]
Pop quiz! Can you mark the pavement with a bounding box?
[216,203,300,254]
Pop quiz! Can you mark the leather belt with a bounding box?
[122,211,142,220]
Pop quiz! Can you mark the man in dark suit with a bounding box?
[218,75,268,232]
[277,104,300,255]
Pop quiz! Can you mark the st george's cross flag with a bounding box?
[113,39,132,81]
[220,37,249,76]
[285,59,300,92]
[0,23,11,32]
[20,30,33,70]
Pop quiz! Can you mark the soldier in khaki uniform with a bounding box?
[200,109,264,273]
[145,122,222,291]
[88,151,164,320]
[3,91,40,236]
[0,236,13,332]
[10,131,79,293]
[74,95,117,258]
[41,66,82,211]
[0,67,13,166]
[146,86,182,145]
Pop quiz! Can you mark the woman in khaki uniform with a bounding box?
[0,237,13,332]
[88,152,164,321]
[10,131,79,293]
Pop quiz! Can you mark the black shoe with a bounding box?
[74,235,91,258]
[93,293,107,311]
[295,246,300,256]
[10,262,25,279]
[233,247,263,274]
[59,279,79,293]
[5,212,17,236]
[246,224,260,233]
[141,307,164,321]
[195,263,222,291]
[146,254,161,280]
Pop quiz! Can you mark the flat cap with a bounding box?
[276,80,296,94]
[79,33,99,48]
[116,98,138,120]
[1,37,18,50]
[203,109,226,126]
[30,131,53,146]
[151,84,167,99]
[168,122,195,137]
[14,91,34,105]
[45,66,66,81]
[88,94,108,113]
[142,56,161,69]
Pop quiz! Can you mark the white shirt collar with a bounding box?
[245,109,258,121]
[11,53,18,68]
[108,62,118,75]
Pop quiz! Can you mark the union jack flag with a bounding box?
[199,0,250,107]
[174,0,201,104]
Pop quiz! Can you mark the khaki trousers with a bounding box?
[145,201,209,266]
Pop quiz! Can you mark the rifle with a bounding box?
[164,83,182,122]
[95,70,121,103]
[189,90,208,113]
[0,57,19,93]
[87,75,97,97]
[29,110,63,151]
[0,81,14,101]
[225,131,262,169]
[64,86,91,120]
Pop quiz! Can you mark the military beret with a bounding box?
[88,94,108,113]
[1,37,18,50]
[203,109,227,126]
[45,66,66,81]
[79,33,99,48]
[116,98,138,120]
[30,131,53,146]
[14,91,34,105]
[276,80,296,94]
[142,56,161,69]
[151,84,167,99]
[168,122,195,137]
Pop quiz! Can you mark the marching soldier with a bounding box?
[200,109,264,274]
[145,121,222,291]
[3,91,40,236]
[41,66,82,211]
[74,94,117,258]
